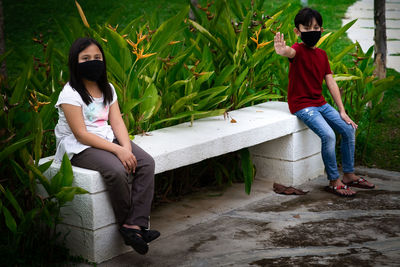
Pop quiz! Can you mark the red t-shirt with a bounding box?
[287,42,332,114]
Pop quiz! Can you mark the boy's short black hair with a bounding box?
[294,7,323,29]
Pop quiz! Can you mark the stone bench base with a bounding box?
[40,101,324,263]
[251,128,323,186]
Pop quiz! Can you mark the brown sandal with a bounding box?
[342,177,375,189]
[325,185,356,197]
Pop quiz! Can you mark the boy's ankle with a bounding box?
[329,179,341,187]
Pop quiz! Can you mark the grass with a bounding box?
[3,0,399,171]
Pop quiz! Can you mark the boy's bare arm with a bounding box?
[325,74,358,129]
[274,32,296,58]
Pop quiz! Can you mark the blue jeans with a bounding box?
[294,103,355,180]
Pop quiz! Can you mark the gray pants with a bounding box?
[71,140,155,228]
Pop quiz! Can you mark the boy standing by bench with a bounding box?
[274,7,375,196]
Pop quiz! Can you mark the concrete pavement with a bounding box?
[94,167,400,266]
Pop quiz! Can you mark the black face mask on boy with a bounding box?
[300,31,321,47]
[78,60,104,81]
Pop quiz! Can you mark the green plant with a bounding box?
[0,40,88,265]
[317,23,398,160]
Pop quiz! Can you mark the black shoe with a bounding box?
[140,227,160,243]
[119,227,149,255]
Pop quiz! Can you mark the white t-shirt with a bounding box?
[54,82,117,162]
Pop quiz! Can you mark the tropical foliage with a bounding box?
[0,39,87,264]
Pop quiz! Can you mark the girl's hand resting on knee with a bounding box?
[115,146,137,173]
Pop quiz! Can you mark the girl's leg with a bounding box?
[124,141,155,228]
[71,146,131,226]
[295,106,340,180]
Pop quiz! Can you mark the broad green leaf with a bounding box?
[3,188,24,219]
[363,76,396,104]
[332,43,356,63]
[236,92,282,108]
[11,160,30,187]
[33,113,43,166]
[121,15,145,35]
[104,50,126,83]
[50,172,64,196]
[39,89,59,130]
[27,164,51,194]
[55,186,89,205]
[60,153,74,187]
[193,109,226,120]
[233,12,252,65]
[188,19,222,52]
[248,45,275,68]
[0,136,33,162]
[171,93,198,114]
[140,83,161,121]
[197,95,229,110]
[196,86,229,98]
[105,28,132,70]
[231,0,244,20]
[152,109,226,126]
[167,80,190,92]
[195,72,214,88]
[149,6,190,54]
[123,98,145,114]
[321,19,357,50]
[215,65,236,86]
[189,0,203,24]
[316,32,332,47]
[359,45,374,72]
[233,67,249,90]
[264,10,284,30]
[10,61,33,104]
[105,6,125,26]
[38,160,53,173]
[3,206,17,234]
[0,49,12,63]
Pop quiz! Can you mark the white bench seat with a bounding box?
[39,101,324,263]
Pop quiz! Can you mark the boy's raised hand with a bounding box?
[274,32,286,55]
[274,32,295,58]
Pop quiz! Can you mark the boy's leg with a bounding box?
[320,104,374,188]
[295,105,356,196]
[318,103,355,173]
[294,106,340,180]
[124,141,155,228]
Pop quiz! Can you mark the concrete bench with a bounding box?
[39,101,324,263]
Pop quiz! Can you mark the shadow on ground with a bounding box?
[96,168,400,267]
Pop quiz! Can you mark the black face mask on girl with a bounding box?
[78,60,104,81]
[300,31,321,47]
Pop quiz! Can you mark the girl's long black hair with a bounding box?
[68,37,113,106]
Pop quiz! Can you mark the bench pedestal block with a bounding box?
[250,128,324,186]
[57,223,131,262]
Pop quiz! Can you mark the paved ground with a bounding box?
[94,167,400,267]
[343,0,400,72]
